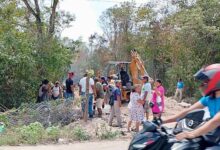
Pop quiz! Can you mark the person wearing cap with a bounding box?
[101,76,108,86]
[108,80,122,127]
[79,71,96,118]
[51,81,62,100]
[141,75,152,120]
[94,77,105,117]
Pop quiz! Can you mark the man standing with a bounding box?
[37,79,50,103]
[94,77,104,117]
[174,78,184,102]
[120,68,130,87]
[141,75,152,120]
[108,80,122,127]
[79,71,96,119]
[65,72,75,101]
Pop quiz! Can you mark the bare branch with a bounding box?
[48,0,59,36]
[22,0,43,35]
[34,0,40,16]
[22,0,37,18]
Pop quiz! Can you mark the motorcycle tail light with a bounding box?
[144,140,155,145]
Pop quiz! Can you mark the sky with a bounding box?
[59,0,148,42]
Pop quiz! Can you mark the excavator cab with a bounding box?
[104,50,150,102]
[104,61,132,101]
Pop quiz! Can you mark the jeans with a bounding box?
[65,92,74,101]
[81,92,93,118]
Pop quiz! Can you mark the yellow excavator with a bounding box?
[105,49,150,101]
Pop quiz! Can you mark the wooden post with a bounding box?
[83,77,90,122]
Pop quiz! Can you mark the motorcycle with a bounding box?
[128,109,220,150]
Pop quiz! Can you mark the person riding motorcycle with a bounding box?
[163,64,220,147]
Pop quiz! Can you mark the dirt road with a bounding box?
[0,140,130,150]
[0,97,188,150]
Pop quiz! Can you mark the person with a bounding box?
[107,76,112,83]
[163,64,220,149]
[108,80,122,127]
[37,79,50,103]
[174,78,184,102]
[127,84,145,132]
[104,76,114,106]
[151,79,165,119]
[65,72,75,101]
[120,67,130,87]
[101,76,108,86]
[79,71,96,118]
[141,75,152,120]
[94,77,105,117]
[51,81,62,100]
[101,76,108,108]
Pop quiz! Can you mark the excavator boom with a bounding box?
[130,49,150,85]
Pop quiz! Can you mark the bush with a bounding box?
[18,122,44,144]
[46,126,60,141]
[0,114,9,126]
[96,124,119,140]
[0,130,20,146]
[72,126,90,141]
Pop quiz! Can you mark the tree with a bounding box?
[0,0,75,108]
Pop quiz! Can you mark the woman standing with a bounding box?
[127,84,145,132]
[151,79,165,119]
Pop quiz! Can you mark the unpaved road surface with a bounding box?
[0,140,130,150]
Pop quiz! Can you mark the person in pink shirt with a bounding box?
[151,79,165,119]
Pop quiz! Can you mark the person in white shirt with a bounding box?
[52,81,62,100]
[79,73,96,118]
[141,75,152,120]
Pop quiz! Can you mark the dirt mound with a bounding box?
[65,97,190,140]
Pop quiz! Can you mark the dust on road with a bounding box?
[0,140,130,150]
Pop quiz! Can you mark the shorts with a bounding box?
[144,101,150,113]
[96,98,103,109]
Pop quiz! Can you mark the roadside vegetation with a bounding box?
[0,121,120,146]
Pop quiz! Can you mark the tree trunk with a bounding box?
[48,0,59,37]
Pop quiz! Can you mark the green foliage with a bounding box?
[0,130,20,146]
[0,114,9,126]
[72,126,91,141]
[46,126,60,141]
[0,1,74,108]
[94,0,220,99]
[18,122,44,144]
